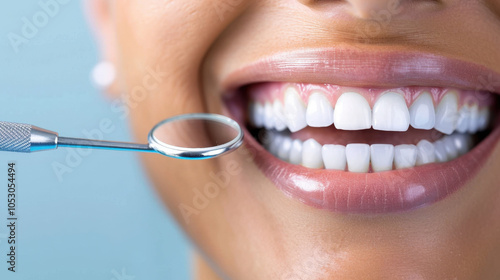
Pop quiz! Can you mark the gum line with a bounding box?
[246,82,495,108]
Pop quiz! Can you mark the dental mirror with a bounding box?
[0,113,243,160]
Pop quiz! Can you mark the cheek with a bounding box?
[113,0,250,138]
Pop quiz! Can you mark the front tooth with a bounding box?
[289,139,303,165]
[273,100,287,131]
[433,140,448,163]
[346,144,370,173]
[372,92,410,131]
[434,92,458,135]
[442,136,459,160]
[284,87,307,132]
[306,92,334,127]
[334,92,371,130]
[302,139,324,168]
[249,102,265,128]
[264,102,275,130]
[467,104,479,133]
[477,108,490,131]
[409,92,435,130]
[456,105,470,133]
[370,144,395,172]
[277,137,292,161]
[322,144,347,170]
[394,144,417,169]
[416,139,436,166]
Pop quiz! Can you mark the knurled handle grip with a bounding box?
[0,121,31,153]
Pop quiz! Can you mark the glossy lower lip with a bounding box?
[221,47,500,213]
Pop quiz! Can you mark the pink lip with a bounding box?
[222,48,500,213]
[222,47,500,93]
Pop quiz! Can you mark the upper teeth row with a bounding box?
[249,88,491,134]
[263,131,473,172]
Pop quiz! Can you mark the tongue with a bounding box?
[292,127,444,146]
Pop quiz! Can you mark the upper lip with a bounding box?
[221,47,500,93]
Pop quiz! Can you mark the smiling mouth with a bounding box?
[222,48,500,213]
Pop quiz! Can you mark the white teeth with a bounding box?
[451,134,471,156]
[249,102,265,128]
[372,92,410,131]
[283,87,307,133]
[477,108,490,131]
[263,132,474,171]
[268,133,283,157]
[302,139,324,169]
[370,144,395,172]
[322,145,347,170]
[251,89,491,135]
[394,144,417,169]
[346,144,370,173]
[273,100,287,131]
[334,92,372,130]
[433,140,448,163]
[456,105,470,133]
[416,140,435,166]
[289,139,303,165]
[306,92,334,127]
[277,137,292,161]
[442,136,459,160]
[409,92,435,130]
[468,104,479,134]
[434,92,458,135]
[252,87,487,172]
[456,105,490,134]
[264,102,275,130]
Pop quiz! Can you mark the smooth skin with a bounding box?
[87,1,500,279]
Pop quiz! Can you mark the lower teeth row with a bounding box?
[260,130,475,173]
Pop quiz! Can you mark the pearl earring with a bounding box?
[91,61,116,90]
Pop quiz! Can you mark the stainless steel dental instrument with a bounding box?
[0,113,243,160]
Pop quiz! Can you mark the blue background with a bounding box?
[0,1,191,279]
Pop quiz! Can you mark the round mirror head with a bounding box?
[148,113,243,159]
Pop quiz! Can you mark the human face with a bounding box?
[98,0,500,278]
